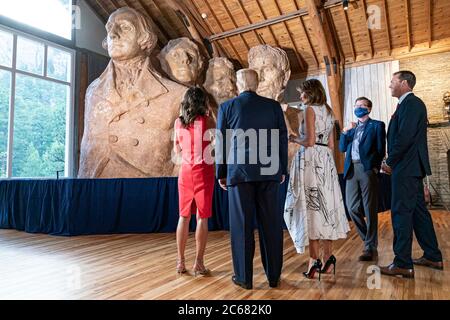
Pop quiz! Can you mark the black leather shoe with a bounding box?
[269,279,280,288]
[232,275,252,290]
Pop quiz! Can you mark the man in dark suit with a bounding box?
[339,97,386,262]
[216,69,288,289]
[380,70,443,278]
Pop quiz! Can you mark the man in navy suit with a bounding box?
[380,71,443,278]
[339,97,386,262]
[216,69,288,289]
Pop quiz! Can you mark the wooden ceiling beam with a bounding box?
[343,6,356,62]
[271,0,307,71]
[361,0,373,58]
[405,0,411,51]
[109,0,121,9]
[428,0,433,48]
[143,0,178,39]
[305,0,344,171]
[381,0,391,55]
[299,16,319,69]
[292,0,319,69]
[254,0,280,47]
[199,0,246,65]
[235,0,265,45]
[184,0,228,57]
[208,0,342,42]
[91,0,110,22]
[218,0,251,52]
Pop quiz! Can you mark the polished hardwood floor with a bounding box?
[0,211,449,300]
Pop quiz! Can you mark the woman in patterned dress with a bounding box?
[284,79,350,280]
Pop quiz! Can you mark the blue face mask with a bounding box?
[354,107,370,118]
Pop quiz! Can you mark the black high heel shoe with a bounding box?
[303,259,322,281]
[321,255,336,274]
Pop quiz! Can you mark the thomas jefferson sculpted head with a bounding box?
[158,37,204,86]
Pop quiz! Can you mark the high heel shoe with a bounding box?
[176,258,187,274]
[193,259,210,276]
[321,255,336,275]
[303,259,322,281]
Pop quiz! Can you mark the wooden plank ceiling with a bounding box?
[86,0,450,77]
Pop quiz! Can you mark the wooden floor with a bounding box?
[0,211,449,300]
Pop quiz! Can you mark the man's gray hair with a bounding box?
[237,69,258,92]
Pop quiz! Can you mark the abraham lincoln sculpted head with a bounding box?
[78,7,188,178]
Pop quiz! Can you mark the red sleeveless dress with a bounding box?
[175,115,215,218]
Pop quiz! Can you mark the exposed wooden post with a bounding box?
[305,0,344,172]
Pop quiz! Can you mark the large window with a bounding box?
[0,26,74,178]
[0,0,73,40]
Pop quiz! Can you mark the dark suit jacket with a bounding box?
[215,91,288,186]
[386,93,431,177]
[339,118,386,179]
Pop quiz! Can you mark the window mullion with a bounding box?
[6,34,17,178]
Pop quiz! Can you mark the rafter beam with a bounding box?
[219,0,251,51]
[305,0,344,171]
[185,0,227,57]
[405,0,411,51]
[254,0,280,47]
[299,16,319,69]
[91,0,110,22]
[343,6,355,61]
[200,0,245,65]
[144,0,178,39]
[208,0,342,42]
[361,0,373,58]
[428,0,433,48]
[271,0,306,71]
[382,0,392,55]
[235,0,265,45]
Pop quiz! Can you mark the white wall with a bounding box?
[285,60,399,126]
[75,0,107,56]
[344,60,399,126]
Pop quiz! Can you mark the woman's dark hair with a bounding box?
[298,79,333,115]
[179,86,208,127]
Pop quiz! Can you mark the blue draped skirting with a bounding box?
[0,175,391,236]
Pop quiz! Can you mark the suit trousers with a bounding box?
[345,162,378,251]
[228,181,283,286]
[391,173,442,268]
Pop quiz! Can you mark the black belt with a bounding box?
[315,142,328,147]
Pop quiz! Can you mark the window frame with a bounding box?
[0,0,76,45]
[0,24,75,179]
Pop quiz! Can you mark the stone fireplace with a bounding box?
[427,123,450,209]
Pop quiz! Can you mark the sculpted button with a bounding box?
[132,138,139,146]
[136,117,145,124]
[109,135,118,143]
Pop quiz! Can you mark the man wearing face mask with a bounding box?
[339,97,386,262]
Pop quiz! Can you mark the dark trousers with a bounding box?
[391,173,442,269]
[228,181,283,286]
[345,163,378,251]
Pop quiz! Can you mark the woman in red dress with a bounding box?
[174,87,215,275]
